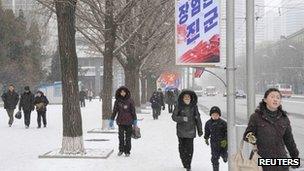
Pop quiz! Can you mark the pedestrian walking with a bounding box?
[1,84,19,127]
[18,86,35,129]
[79,89,87,107]
[88,89,93,102]
[150,89,165,120]
[109,86,138,157]
[34,91,49,128]
[172,90,203,171]
[165,90,175,113]
[243,88,299,171]
[204,106,228,171]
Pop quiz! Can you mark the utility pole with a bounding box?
[247,0,256,120]
[187,67,190,89]
[226,0,237,170]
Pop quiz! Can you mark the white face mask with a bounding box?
[184,99,191,105]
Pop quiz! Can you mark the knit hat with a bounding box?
[210,106,221,116]
[24,86,30,91]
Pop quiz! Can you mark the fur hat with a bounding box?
[210,106,221,116]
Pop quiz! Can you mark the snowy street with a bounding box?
[0,100,228,171]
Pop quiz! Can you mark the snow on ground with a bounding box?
[0,99,228,171]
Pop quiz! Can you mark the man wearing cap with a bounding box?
[204,106,228,171]
[1,84,19,127]
[19,86,35,129]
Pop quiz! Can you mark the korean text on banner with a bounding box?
[175,0,220,66]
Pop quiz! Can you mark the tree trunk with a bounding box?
[124,65,140,107]
[146,73,157,101]
[102,0,116,129]
[140,76,147,105]
[55,0,85,154]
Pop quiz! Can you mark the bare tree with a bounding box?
[115,0,174,107]
[55,0,85,154]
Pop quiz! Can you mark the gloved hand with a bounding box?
[109,120,114,128]
[183,117,188,122]
[162,106,165,110]
[198,131,203,137]
[220,139,228,148]
[205,138,209,146]
[245,132,257,145]
[133,119,138,126]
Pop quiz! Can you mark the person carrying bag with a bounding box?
[232,140,262,171]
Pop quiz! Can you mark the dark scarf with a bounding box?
[264,107,280,123]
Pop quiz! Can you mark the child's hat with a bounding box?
[210,106,221,116]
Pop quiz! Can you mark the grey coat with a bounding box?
[172,90,203,138]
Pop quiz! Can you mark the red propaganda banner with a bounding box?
[193,67,205,78]
[157,72,181,90]
[175,0,221,66]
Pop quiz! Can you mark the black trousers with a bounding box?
[37,111,47,127]
[152,108,161,119]
[168,104,173,113]
[178,137,194,169]
[80,100,85,107]
[211,143,228,166]
[118,125,132,154]
[23,110,32,126]
[6,109,14,125]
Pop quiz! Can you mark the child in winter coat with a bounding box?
[172,90,203,171]
[109,86,137,157]
[204,106,227,171]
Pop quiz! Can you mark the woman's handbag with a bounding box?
[131,126,141,139]
[15,110,22,119]
[232,140,262,171]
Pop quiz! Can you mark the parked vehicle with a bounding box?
[206,86,217,96]
[235,90,246,98]
[267,83,292,98]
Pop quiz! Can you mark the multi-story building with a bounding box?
[1,0,35,17]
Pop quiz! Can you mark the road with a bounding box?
[198,95,304,159]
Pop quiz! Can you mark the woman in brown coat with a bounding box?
[243,88,299,171]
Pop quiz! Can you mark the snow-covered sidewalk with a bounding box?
[0,100,228,171]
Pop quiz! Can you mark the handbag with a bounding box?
[131,126,141,139]
[15,110,22,119]
[232,140,262,171]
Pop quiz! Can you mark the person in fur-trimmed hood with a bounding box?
[110,86,137,157]
[243,88,299,171]
[172,89,203,171]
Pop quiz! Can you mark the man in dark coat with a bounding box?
[109,86,137,157]
[1,84,19,127]
[34,91,49,128]
[79,89,87,107]
[243,88,299,171]
[172,90,203,171]
[150,91,165,120]
[18,86,35,129]
[204,106,227,171]
[165,90,175,113]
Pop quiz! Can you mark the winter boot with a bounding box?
[222,156,228,163]
[117,151,123,156]
[213,164,219,171]
[125,153,130,157]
